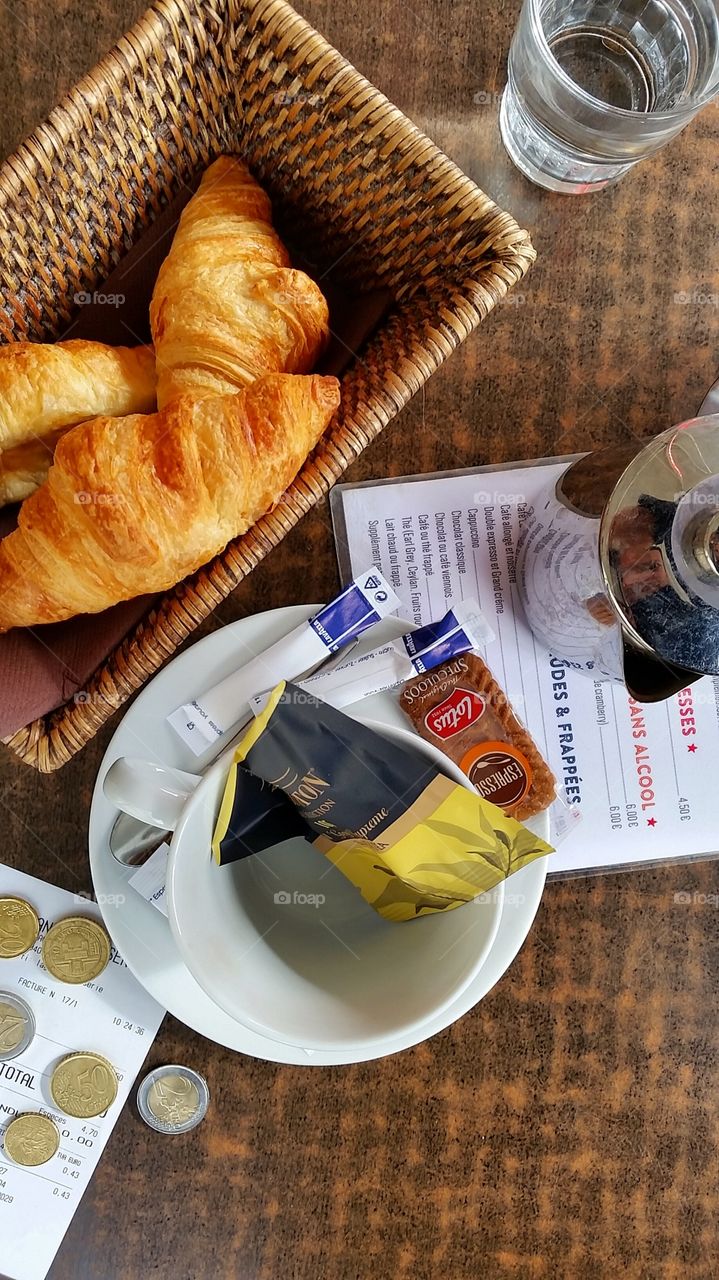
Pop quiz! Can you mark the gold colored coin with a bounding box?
[4,1113,60,1166]
[50,1051,118,1118]
[0,897,40,958]
[42,917,110,984]
[147,1073,200,1127]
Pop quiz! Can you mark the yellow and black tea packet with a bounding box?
[212,682,553,922]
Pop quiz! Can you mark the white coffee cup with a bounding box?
[103,755,204,831]
[159,720,504,1053]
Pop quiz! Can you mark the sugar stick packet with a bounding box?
[167,568,400,755]
[248,598,493,714]
[212,683,553,922]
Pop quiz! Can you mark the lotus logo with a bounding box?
[425,688,486,738]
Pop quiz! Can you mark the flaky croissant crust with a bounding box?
[0,341,156,506]
[150,156,331,407]
[0,373,340,631]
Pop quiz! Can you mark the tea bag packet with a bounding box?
[214,764,309,860]
[212,682,553,922]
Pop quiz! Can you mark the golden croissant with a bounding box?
[0,340,156,507]
[150,156,330,408]
[0,373,340,631]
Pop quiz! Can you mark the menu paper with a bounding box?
[331,461,719,876]
[0,865,165,1280]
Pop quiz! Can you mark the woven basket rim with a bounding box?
[0,0,535,770]
[0,0,531,280]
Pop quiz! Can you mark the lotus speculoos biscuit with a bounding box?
[399,654,556,821]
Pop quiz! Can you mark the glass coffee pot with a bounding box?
[516,415,719,701]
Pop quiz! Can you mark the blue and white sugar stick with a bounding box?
[167,569,401,755]
[250,598,494,715]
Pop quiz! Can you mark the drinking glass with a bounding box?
[499,0,719,193]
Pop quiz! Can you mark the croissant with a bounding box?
[0,340,156,507]
[150,156,330,408]
[0,373,340,631]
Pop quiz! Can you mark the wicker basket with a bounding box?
[0,0,534,771]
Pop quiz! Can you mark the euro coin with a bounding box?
[0,992,36,1061]
[137,1065,209,1134]
[42,917,110,984]
[0,897,40,958]
[50,1051,118,1118]
[4,1113,60,1166]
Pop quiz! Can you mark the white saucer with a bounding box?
[89,605,549,1064]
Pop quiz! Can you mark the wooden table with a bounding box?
[2,2,719,1277]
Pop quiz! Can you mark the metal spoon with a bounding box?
[109,814,171,867]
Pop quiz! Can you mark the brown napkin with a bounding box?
[0,178,391,739]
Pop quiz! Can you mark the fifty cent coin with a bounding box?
[42,917,110,984]
[0,897,40,958]
[50,1051,118,1118]
[4,1113,60,1166]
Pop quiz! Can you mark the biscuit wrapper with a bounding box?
[399,653,556,820]
[212,682,553,922]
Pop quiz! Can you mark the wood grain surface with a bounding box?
[1,2,719,1277]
